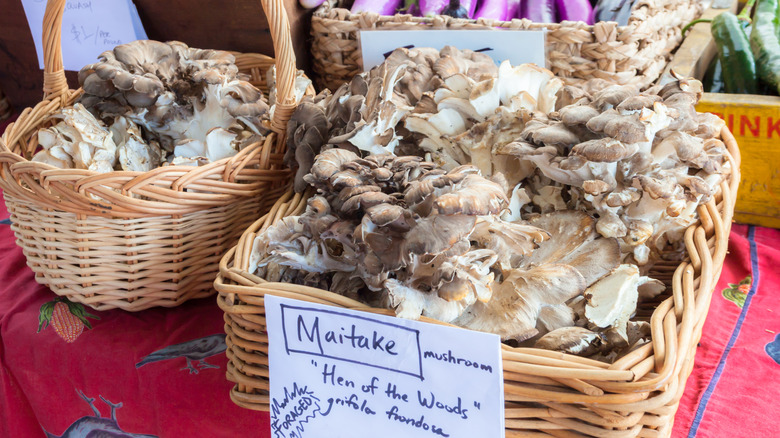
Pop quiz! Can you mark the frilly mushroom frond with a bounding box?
[452,264,587,341]
[77,40,272,165]
[250,150,555,327]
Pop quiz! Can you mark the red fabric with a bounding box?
[0,217,271,437]
[672,225,780,438]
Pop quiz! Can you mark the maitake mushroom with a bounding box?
[32,103,118,172]
[77,40,271,164]
[251,149,549,327]
[492,78,730,268]
[272,51,728,362]
[282,46,561,191]
[32,103,169,172]
[32,40,301,173]
[250,151,643,344]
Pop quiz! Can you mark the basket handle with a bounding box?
[261,0,298,140]
[41,0,70,99]
[41,0,299,136]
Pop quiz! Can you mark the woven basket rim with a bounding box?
[215,126,741,407]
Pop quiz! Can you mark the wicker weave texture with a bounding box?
[0,0,306,311]
[215,128,740,437]
[0,88,11,121]
[7,184,285,311]
[310,0,702,92]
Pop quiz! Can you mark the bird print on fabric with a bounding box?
[43,389,157,438]
[135,333,227,374]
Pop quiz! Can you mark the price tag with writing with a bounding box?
[359,29,546,72]
[21,0,148,71]
[265,295,504,438]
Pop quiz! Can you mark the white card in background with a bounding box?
[359,29,546,71]
[21,0,148,71]
[265,295,504,438]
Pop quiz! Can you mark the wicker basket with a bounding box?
[0,0,310,312]
[310,0,702,92]
[215,127,740,436]
[0,88,11,122]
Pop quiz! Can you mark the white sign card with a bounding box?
[359,29,546,71]
[265,295,504,438]
[21,0,148,71]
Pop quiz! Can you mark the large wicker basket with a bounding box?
[310,0,702,92]
[215,127,740,436]
[0,0,309,312]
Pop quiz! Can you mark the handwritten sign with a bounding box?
[359,29,547,71]
[265,295,504,438]
[21,0,148,71]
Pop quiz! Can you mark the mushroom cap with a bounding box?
[606,189,641,207]
[436,46,498,81]
[635,175,676,199]
[603,114,649,144]
[285,100,329,192]
[220,81,268,118]
[572,137,636,162]
[616,94,661,113]
[534,327,603,356]
[559,104,600,126]
[363,201,402,224]
[555,85,592,111]
[592,85,637,111]
[660,131,704,162]
[582,179,613,196]
[306,148,360,184]
[529,123,581,147]
[434,174,508,216]
[404,215,476,256]
[585,109,620,133]
[596,211,628,238]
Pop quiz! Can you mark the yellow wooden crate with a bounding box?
[663,0,780,228]
[696,94,780,227]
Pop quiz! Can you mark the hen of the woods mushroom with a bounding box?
[32,40,310,172]
[253,46,730,362]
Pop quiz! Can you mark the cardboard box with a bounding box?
[663,0,780,228]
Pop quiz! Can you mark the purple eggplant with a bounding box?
[474,0,509,20]
[521,0,556,23]
[593,0,636,25]
[299,0,326,8]
[420,0,449,15]
[555,0,593,24]
[420,0,476,17]
[351,0,404,15]
[507,0,522,19]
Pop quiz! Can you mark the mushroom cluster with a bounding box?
[33,40,309,172]
[286,47,730,269]
[283,46,562,191]
[261,47,730,361]
[497,74,730,267]
[250,150,662,351]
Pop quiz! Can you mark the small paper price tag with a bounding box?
[266,295,504,438]
[359,29,546,71]
[21,0,148,71]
